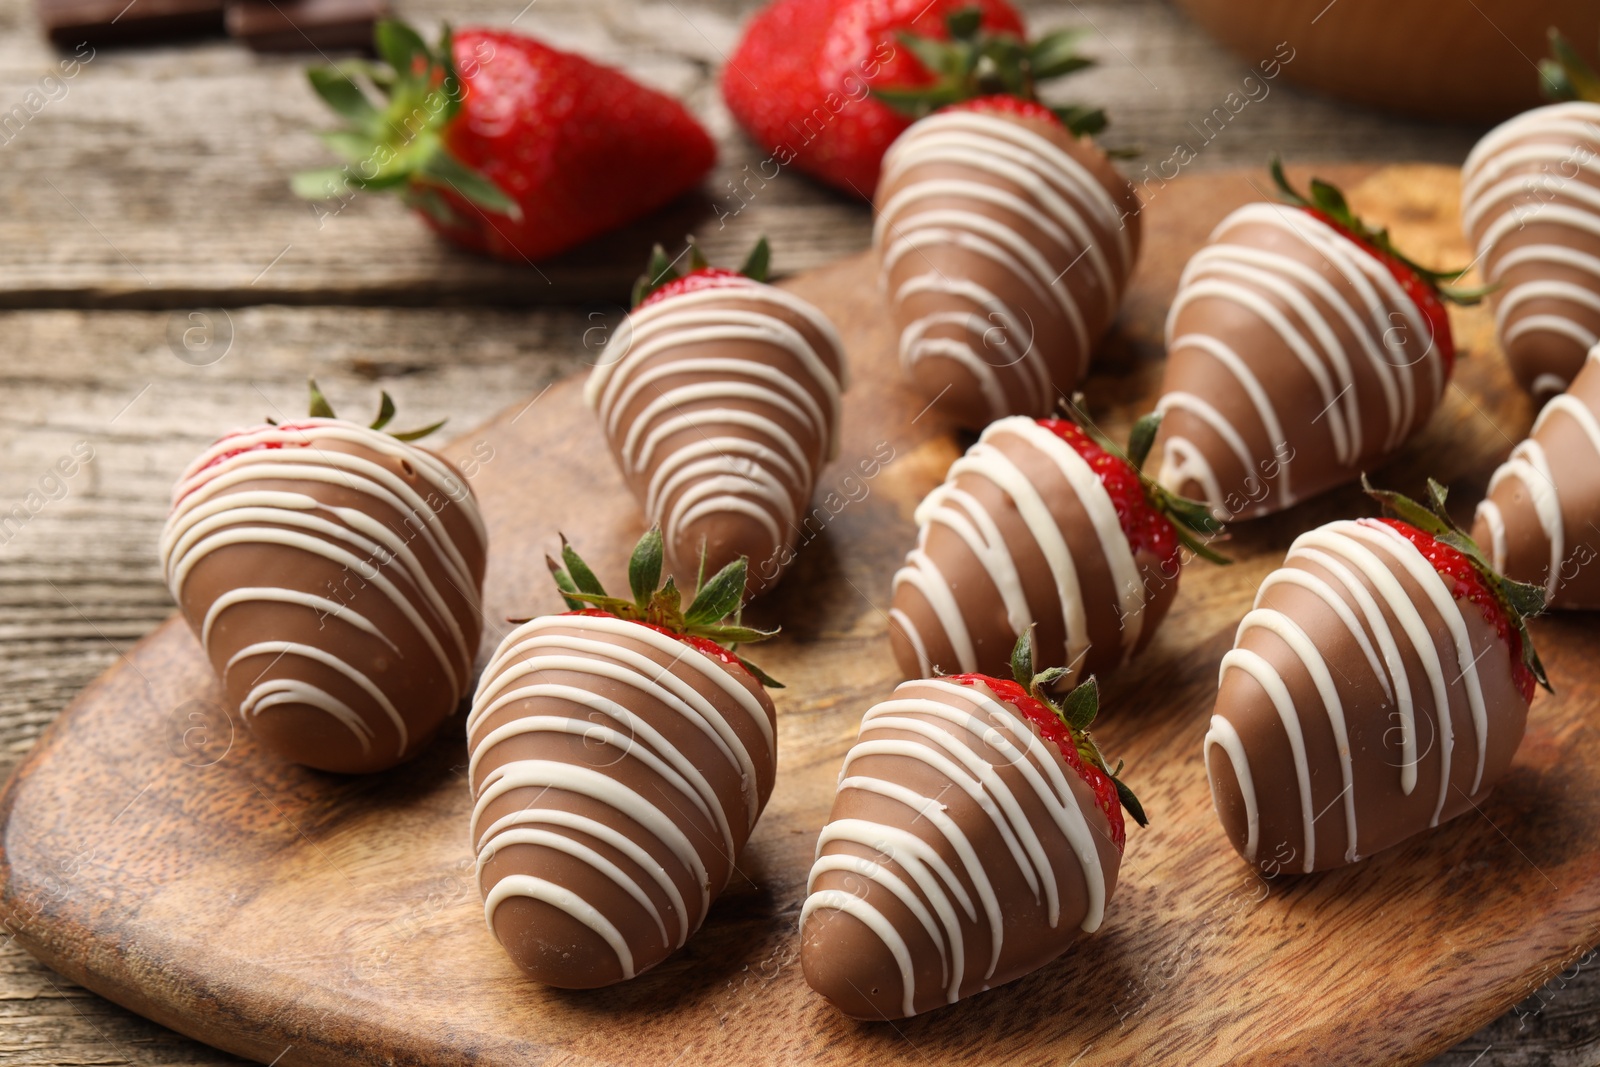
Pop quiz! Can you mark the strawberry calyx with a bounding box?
[632,236,772,308]
[949,627,1146,851]
[1540,28,1600,103]
[1048,402,1229,567]
[292,20,520,229]
[545,526,782,688]
[192,380,445,483]
[1363,475,1550,702]
[871,6,1108,137]
[1270,156,1485,375]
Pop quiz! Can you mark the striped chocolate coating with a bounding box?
[159,418,487,774]
[800,677,1121,1019]
[468,613,777,987]
[888,416,1178,683]
[1473,342,1600,608]
[1462,101,1600,399]
[1205,518,1528,874]
[585,279,849,595]
[874,109,1142,430]
[1155,203,1444,520]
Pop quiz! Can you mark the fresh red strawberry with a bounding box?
[801,628,1142,1019]
[1206,479,1548,876]
[721,0,1024,197]
[469,527,780,987]
[1270,159,1475,374]
[295,20,715,263]
[890,410,1225,686]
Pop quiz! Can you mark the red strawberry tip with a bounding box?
[542,525,782,688]
[871,7,1108,137]
[633,236,772,308]
[1363,475,1550,702]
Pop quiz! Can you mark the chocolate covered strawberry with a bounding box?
[1206,479,1548,875]
[1473,342,1600,607]
[295,20,715,262]
[159,382,488,774]
[872,11,1141,428]
[802,627,1143,1019]
[723,0,1023,197]
[586,239,849,597]
[469,528,779,987]
[1462,31,1600,399]
[1155,159,1483,520]
[890,410,1223,685]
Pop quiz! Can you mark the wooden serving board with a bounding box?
[4,164,1598,1067]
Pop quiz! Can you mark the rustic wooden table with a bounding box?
[0,0,1593,1063]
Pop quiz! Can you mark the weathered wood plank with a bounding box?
[0,0,1486,307]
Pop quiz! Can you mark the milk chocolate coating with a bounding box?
[1205,518,1529,874]
[874,110,1142,430]
[889,416,1178,683]
[468,614,777,987]
[160,419,487,774]
[1462,102,1600,400]
[1472,343,1600,608]
[585,278,849,596]
[1155,203,1447,520]
[801,677,1122,1019]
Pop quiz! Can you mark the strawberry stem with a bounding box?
[1541,28,1600,103]
[871,6,1107,135]
[1010,628,1147,826]
[1362,475,1551,693]
[292,20,520,228]
[1269,156,1489,305]
[283,378,446,441]
[546,526,782,686]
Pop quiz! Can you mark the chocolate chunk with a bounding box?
[224,0,385,52]
[36,0,224,48]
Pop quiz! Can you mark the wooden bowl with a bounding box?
[1172,0,1600,122]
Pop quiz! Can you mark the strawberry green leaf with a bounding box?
[389,418,447,442]
[628,526,665,608]
[1127,411,1160,471]
[419,150,520,219]
[946,5,982,40]
[560,536,607,598]
[1030,28,1094,77]
[1060,676,1099,731]
[898,30,960,79]
[1053,105,1107,137]
[1541,28,1600,103]
[307,378,337,419]
[632,244,681,306]
[738,656,785,689]
[374,19,429,78]
[370,391,396,431]
[1010,625,1035,687]
[307,68,379,128]
[685,558,748,626]
[740,236,771,284]
[696,623,779,645]
[1114,777,1149,827]
[546,557,585,611]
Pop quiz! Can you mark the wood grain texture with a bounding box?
[0,0,1489,308]
[3,165,1600,1067]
